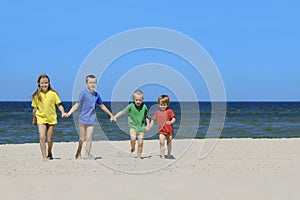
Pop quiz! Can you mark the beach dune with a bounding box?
[1,139,300,200]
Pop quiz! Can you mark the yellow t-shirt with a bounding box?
[31,90,61,125]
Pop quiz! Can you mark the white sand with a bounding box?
[1,139,300,200]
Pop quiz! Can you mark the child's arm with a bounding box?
[99,104,116,122]
[65,102,80,118]
[145,119,154,132]
[145,116,150,127]
[32,107,37,125]
[166,117,176,125]
[114,110,123,121]
[57,103,67,118]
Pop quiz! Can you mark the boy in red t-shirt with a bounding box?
[146,95,176,159]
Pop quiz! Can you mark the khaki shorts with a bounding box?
[130,128,144,136]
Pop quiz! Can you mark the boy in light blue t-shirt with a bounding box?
[64,75,116,159]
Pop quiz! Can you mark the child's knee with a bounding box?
[138,141,143,147]
[160,141,165,147]
[47,138,53,143]
[86,136,92,142]
[39,135,46,141]
[130,136,136,142]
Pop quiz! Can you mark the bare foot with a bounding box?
[137,153,143,159]
[75,152,81,159]
[42,157,48,162]
[47,153,53,160]
[128,149,134,157]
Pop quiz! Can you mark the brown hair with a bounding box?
[31,74,59,101]
[85,74,97,83]
[158,94,170,106]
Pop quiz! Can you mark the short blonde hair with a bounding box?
[158,95,170,105]
[132,89,144,100]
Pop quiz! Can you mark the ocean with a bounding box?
[0,102,299,145]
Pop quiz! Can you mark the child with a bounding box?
[64,74,115,159]
[114,90,149,159]
[31,74,67,161]
[146,95,176,159]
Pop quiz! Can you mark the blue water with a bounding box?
[0,102,300,144]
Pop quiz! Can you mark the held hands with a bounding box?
[62,112,69,118]
[110,116,117,122]
[145,125,151,132]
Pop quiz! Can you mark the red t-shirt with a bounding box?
[152,108,175,135]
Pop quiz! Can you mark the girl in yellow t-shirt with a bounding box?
[31,74,66,161]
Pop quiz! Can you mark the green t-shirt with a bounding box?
[122,103,148,132]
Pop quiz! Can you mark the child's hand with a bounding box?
[110,116,117,122]
[145,126,150,132]
[166,121,172,125]
[62,113,69,118]
[32,118,37,125]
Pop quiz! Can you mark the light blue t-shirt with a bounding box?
[78,89,103,124]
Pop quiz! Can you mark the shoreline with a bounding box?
[1,136,300,146]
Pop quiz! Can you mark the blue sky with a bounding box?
[0,0,299,101]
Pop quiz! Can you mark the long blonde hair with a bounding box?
[31,74,59,101]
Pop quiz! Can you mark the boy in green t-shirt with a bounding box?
[114,90,149,159]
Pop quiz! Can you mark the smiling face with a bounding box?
[39,77,50,93]
[159,103,168,111]
[133,94,143,106]
[157,95,170,111]
[86,77,97,92]
[132,90,144,106]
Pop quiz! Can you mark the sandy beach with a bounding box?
[1,138,300,200]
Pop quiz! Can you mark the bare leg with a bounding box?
[129,129,136,155]
[85,125,94,158]
[75,140,83,159]
[159,134,166,158]
[137,134,144,159]
[37,124,47,160]
[76,124,87,159]
[166,134,172,158]
[46,125,54,159]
